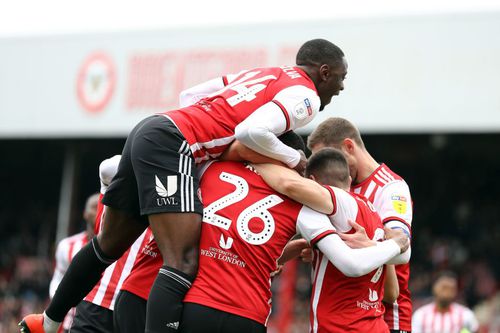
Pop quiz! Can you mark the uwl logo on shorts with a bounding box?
[155,175,178,197]
[155,175,179,206]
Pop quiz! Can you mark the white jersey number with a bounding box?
[203,172,282,245]
[211,71,277,107]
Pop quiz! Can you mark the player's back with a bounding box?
[184,161,302,325]
[165,66,319,164]
[311,188,388,332]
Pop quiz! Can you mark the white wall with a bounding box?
[0,12,499,137]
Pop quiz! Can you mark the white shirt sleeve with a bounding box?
[386,247,411,264]
[99,155,121,194]
[179,70,250,107]
[233,85,320,168]
[271,85,321,131]
[49,239,70,298]
[411,306,425,333]
[179,77,226,107]
[324,186,358,233]
[373,181,413,230]
[296,206,401,277]
[234,102,302,167]
[295,205,337,246]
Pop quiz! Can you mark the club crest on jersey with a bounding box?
[155,175,179,206]
[293,98,312,120]
[391,194,407,214]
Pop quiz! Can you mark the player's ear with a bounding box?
[309,174,316,181]
[319,64,330,81]
[342,138,355,154]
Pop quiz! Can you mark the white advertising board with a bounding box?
[0,12,499,137]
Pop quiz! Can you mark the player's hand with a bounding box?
[293,151,307,175]
[299,246,314,263]
[338,220,376,249]
[384,227,410,254]
[278,238,310,265]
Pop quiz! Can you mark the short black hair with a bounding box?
[296,39,345,67]
[278,131,306,152]
[305,148,350,187]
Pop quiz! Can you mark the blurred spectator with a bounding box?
[412,271,479,333]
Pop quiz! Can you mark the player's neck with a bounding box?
[435,302,452,313]
[355,151,380,185]
[296,65,317,84]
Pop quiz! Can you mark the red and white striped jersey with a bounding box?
[351,163,413,331]
[185,161,311,325]
[119,228,162,300]
[412,302,479,333]
[164,66,320,164]
[83,196,149,310]
[308,186,388,333]
[49,231,89,330]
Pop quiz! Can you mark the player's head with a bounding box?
[308,117,365,181]
[278,130,306,154]
[296,39,347,111]
[305,148,351,190]
[432,271,458,309]
[83,193,99,238]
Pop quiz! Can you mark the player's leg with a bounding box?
[19,117,150,333]
[40,207,145,332]
[19,210,146,333]
[145,212,201,333]
[113,290,147,333]
[121,115,203,333]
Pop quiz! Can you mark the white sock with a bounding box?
[42,312,60,333]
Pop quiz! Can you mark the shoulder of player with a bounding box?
[373,173,411,199]
[371,164,405,186]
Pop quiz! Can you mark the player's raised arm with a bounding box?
[252,163,333,214]
[296,206,408,277]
